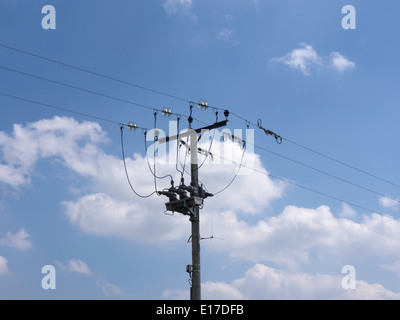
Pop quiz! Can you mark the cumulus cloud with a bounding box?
[165,263,400,300]
[270,43,355,75]
[0,228,31,250]
[379,196,399,210]
[339,202,358,218]
[0,117,284,244]
[0,256,8,275]
[62,137,284,242]
[330,52,355,72]
[204,205,400,269]
[0,116,106,189]
[270,43,322,76]
[3,116,399,298]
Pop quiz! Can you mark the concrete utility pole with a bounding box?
[189,127,201,300]
[158,116,228,300]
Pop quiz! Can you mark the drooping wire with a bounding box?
[213,135,247,196]
[4,41,399,192]
[120,126,157,198]
[3,89,397,206]
[197,129,216,170]
[197,109,218,170]
[3,42,398,190]
[143,112,174,194]
[175,115,185,179]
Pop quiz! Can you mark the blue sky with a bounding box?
[1,0,400,299]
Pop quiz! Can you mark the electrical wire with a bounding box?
[197,128,216,170]
[143,112,174,194]
[0,65,207,126]
[229,113,400,190]
[0,43,194,104]
[175,116,185,178]
[282,136,400,190]
[2,89,397,222]
[2,43,398,191]
[247,140,400,205]
[2,89,397,207]
[0,91,126,127]
[213,139,247,196]
[211,152,400,223]
[120,126,157,198]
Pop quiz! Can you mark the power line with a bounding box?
[249,140,400,204]
[0,65,207,126]
[3,87,397,207]
[0,43,194,104]
[0,91,127,127]
[2,42,398,190]
[210,152,400,223]
[282,136,400,190]
[210,109,400,191]
[239,116,400,190]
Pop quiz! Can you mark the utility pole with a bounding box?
[188,117,201,300]
[158,114,228,300]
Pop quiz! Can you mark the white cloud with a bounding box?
[379,196,399,210]
[0,256,8,275]
[270,43,322,76]
[339,202,358,218]
[68,259,92,275]
[96,278,122,296]
[270,44,355,75]
[0,116,106,189]
[165,263,400,299]
[63,193,189,244]
[56,258,92,275]
[57,127,285,242]
[330,52,355,72]
[0,116,285,245]
[204,205,400,269]
[0,228,31,250]
[381,261,400,276]
[4,116,400,298]
[162,0,193,16]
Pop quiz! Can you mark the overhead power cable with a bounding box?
[211,152,400,223]
[2,87,397,206]
[246,139,400,205]
[2,42,398,190]
[0,91,130,127]
[0,43,193,104]
[0,65,206,126]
